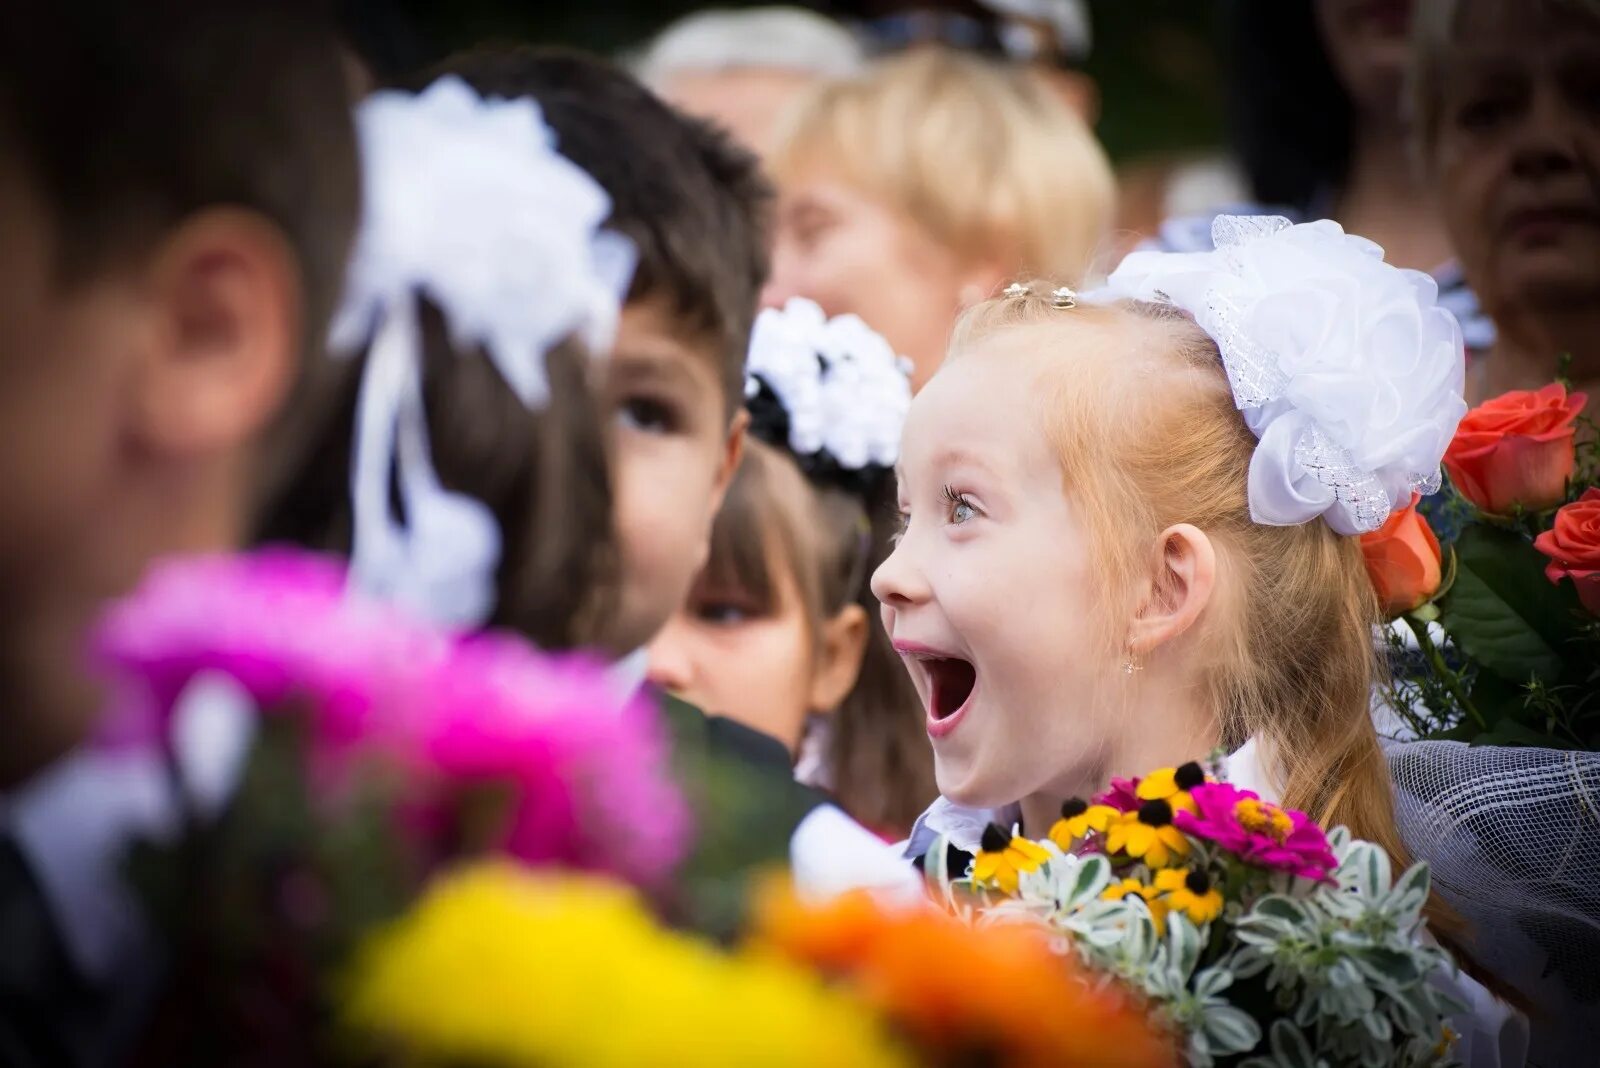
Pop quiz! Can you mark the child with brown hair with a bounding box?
[649,300,936,835]
[0,1,358,1062]
[876,218,1522,1061]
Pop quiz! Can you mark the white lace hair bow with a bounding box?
[1101,215,1468,535]
[744,297,911,471]
[327,76,635,626]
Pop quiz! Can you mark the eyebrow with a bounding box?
[608,347,707,393]
[929,446,1001,477]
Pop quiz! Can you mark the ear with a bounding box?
[131,207,302,459]
[1128,524,1217,657]
[710,407,749,513]
[808,602,870,714]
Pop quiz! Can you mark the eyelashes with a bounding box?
[892,486,979,543]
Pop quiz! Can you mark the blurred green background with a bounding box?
[367,0,1225,162]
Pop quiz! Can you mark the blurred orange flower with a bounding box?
[752,887,1176,1068]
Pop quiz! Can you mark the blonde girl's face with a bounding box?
[871,328,1122,809]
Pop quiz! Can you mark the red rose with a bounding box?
[1533,488,1600,616]
[1360,496,1443,618]
[1443,384,1587,515]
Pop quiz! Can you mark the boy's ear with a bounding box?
[809,602,869,714]
[710,407,749,513]
[131,207,302,458]
[1128,524,1217,658]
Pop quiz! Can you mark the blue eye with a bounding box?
[942,485,977,524]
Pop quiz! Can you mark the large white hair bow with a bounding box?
[328,77,634,626]
[745,297,911,472]
[1103,215,1467,535]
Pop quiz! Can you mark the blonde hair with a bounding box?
[950,290,1425,908]
[770,48,1116,284]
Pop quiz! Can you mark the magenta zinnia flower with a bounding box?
[1174,782,1336,882]
[1093,777,1143,813]
[90,548,691,886]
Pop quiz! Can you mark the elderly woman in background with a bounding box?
[762,47,1115,390]
[634,6,864,158]
[1414,0,1600,403]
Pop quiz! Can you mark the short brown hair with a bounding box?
[426,47,772,413]
[0,0,359,358]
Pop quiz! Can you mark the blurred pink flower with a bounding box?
[90,549,690,886]
[1174,782,1336,882]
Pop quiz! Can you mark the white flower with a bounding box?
[745,297,912,470]
[1104,215,1467,534]
[330,76,635,406]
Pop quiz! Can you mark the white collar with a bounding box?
[904,737,1283,859]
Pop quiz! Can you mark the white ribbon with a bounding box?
[1102,215,1467,535]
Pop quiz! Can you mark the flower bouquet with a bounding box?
[94,548,1172,1066]
[1361,380,1599,748]
[921,762,1462,1068]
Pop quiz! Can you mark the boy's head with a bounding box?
[433,47,771,654]
[0,1,358,782]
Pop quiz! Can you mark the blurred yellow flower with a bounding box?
[344,862,910,1068]
[1152,867,1223,926]
[1133,762,1205,815]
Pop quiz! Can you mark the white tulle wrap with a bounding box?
[1102,215,1468,535]
[327,76,634,626]
[745,297,911,470]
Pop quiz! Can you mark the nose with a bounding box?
[645,617,695,695]
[870,535,930,610]
[761,238,801,309]
[1510,86,1582,181]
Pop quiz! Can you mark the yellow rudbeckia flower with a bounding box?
[1103,801,1191,868]
[1134,761,1206,815]
[971,824,1050,895]
[1048,798,1119,850]
[1101,877,1168,933]
[1153,866,1224,925]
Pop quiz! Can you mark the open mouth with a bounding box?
[925,656,977,721]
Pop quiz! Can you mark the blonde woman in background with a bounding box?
[763,48,1116,391]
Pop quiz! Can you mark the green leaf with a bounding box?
[1167,913,1203,976]
[1067,854,1111,906]
[1439,525,1584,683]
[1202,1005,1264,1056]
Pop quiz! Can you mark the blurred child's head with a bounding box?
[0,1,357,783]
[432,47,772,655]
[764,48,1115,390]
[647,441,864,749]
[873,291,1395,854]
[649,300,937,830]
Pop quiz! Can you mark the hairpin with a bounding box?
[1003,282,1030,299]
[1050,286,1078,309]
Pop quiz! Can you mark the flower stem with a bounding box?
[1404,615,1486,731]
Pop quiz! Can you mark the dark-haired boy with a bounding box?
[433,49,916,918]
[0,3,358,1062]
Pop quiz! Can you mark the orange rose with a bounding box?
[1533,488,1600,616]
[1443,384,1587,515]
[1360,496,1443,617]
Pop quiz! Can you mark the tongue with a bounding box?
[930,658,976,719]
